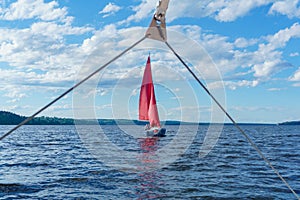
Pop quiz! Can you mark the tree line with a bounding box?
[0,111,74,125]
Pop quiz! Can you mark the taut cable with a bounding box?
[0,35,148,141]
[165,41,300,200]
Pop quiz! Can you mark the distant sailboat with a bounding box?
[139,55,166,137]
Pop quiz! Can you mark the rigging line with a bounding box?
[165,41,300,200]
[0,35,148,142]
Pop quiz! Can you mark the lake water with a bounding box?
[0,125,299,199]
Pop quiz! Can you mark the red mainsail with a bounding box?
[139,56,161,128]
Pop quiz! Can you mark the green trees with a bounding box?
[0,111,74,125]
[0,111,24,125]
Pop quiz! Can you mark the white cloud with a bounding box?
[0,82,29,103]
[230,105,283,114]
[201,22,299,83]
[115,0,300,72]
[0,23,92,71]
[208,0,273,22]
[4,87,27,101]
[249,23,300,78]
[266,22,300,48]
[99,2,121,18]
[1,0,300,102]
[210,80,258,90]
[252,60,282,78]
[121,0,286,24]
[291,82,300,86]
[0,0,93,75]
[112,23,296,90]
[174,22,300,87]
[268,87,285,91]
[289,67,300,81]
[81,24,118,54]
[234,37,258,48]
[0,0,95,102]
[118,0,157,25]
[120,0,300,25]
[31,21,93,39]
[0,0,68,22]
[290,52,299,57]
[207,0,300,21]
[269,0,300,18]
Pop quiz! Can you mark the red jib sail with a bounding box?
[139,56,161,128]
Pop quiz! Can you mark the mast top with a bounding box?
[145,0,170,42]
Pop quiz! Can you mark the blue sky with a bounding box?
[1,0,300,123]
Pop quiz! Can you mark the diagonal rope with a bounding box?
[165,41,300,200]
[0,35,148,141]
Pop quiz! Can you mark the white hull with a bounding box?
[145,127,166,137]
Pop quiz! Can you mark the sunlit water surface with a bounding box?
[0,125,299,199]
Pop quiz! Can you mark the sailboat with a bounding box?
[139,55,166,137]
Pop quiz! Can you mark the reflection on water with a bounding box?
[136,137,165,199]
[138,138,159,168]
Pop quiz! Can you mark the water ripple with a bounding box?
[0,125,299,199]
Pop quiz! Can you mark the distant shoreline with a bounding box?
[1,110,297,126]
[277,121,300,125]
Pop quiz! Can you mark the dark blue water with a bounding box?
[0,125,299,199]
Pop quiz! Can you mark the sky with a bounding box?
[0,0,300,123]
